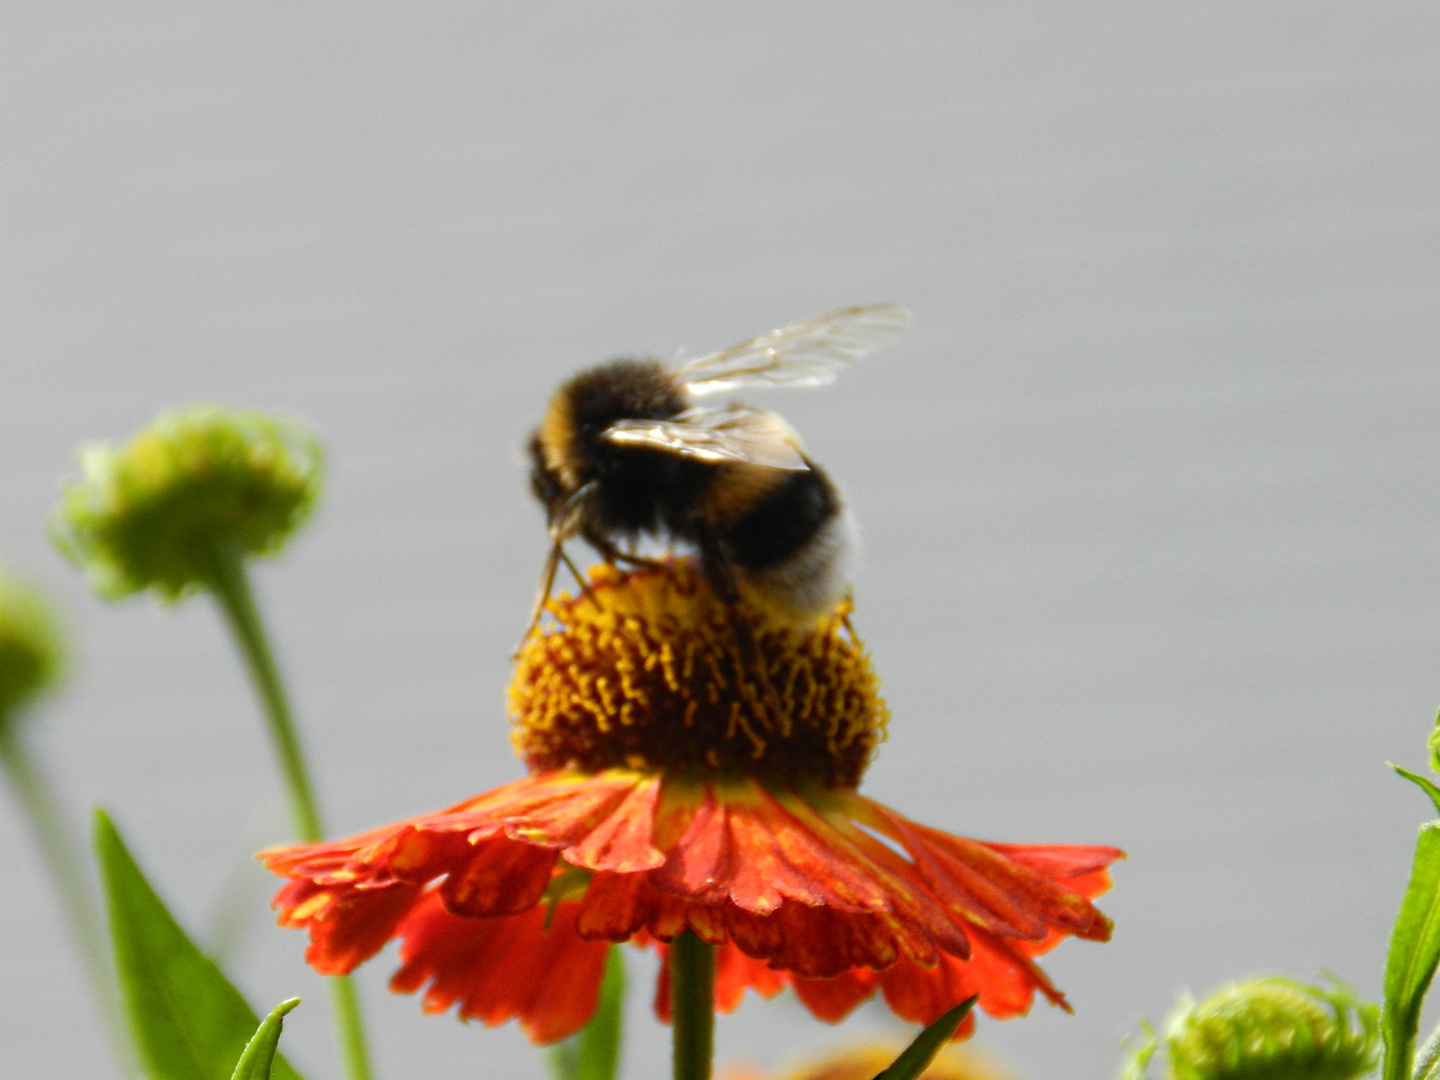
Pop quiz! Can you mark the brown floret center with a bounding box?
[509,561,887,789]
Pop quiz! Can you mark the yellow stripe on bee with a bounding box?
[539,393,579,489]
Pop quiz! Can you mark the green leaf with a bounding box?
[1381,822,1440,1080]
[870,997,977,1080]
[94,809,306,1080]
[230,999,300,1080]
[1393,764,1440,819]
[547,946,626,1080]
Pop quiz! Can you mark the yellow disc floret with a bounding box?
[509,560,888,789]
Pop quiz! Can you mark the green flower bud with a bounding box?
[1122,976,1378,1080]
[51,405,323,601]
[0,569,67,730]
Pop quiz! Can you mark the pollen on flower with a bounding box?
[509,560,888,788]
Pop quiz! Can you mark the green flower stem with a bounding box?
[201,540,372,1080]
[203,541,321,842]
[671,931,715,1080]
[326,977,370,1080]
[0,727,133,1076]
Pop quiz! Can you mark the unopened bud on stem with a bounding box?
[1123,975,1378,1080]
[0,569,67,733]
[52,404,322,601]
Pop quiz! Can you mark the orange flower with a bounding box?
[263,561,1121,1044]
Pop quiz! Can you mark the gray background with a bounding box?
[3,4,1438,1078]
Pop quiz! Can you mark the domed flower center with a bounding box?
[509,560,888,789]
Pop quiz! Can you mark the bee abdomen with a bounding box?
[721,465,854,618]
[722,468,834,566]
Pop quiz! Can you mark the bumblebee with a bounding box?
[524,303,911,636]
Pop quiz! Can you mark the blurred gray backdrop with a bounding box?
[4,4,1439,1078]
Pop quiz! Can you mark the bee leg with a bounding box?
[516,540,565,654]
[582,531,663,572]
[696,532,742,605]
[697,535,782,716]
[516,482,601,657]
[583,531,624,565]
[559,547,598,602]
[612,551,665,570]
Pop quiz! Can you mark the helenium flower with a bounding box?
[263,560,1122,1045]
[51,404,322,601]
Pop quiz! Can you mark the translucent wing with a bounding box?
[674,303,911,396]
[602,407,809,470]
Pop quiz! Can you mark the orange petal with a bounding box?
[877,925,1067,1030]
[437,837,558,917]
[565,776,667,872]
[859,799,1122,944]
[726,903,903,979]
[716,941,787,1012]
[789,967,880,1023]
[390,893,609,1044]
[576,870,658,940]
[500,770,649,848]
[901,823,1111,942]
[983,843,1125,882]
[263,767,1123,1046]
[651,787,736,901]
[1054,867,1114,908]
[773,792,974,964]
[261,823,476,888]
[722,788,872,914]
[272,878,424,976]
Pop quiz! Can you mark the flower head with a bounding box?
[52,404,322,601]
[0,569,67,731]
[264,561,1121,1044]
[1123,976,1378,1080]
[510,561,886,787]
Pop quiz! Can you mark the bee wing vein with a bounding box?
[602,409,808,471]
[676,303,911,396]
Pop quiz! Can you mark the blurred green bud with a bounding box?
[51,404,323,601]
[0,569,67,731]
[1122,975,1378,1080]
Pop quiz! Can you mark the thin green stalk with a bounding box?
[671,931,715,1080]
[203,542,321,842]
[202,541,373,1080]
[326,976,371,1080]
[0,728,134,1076]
